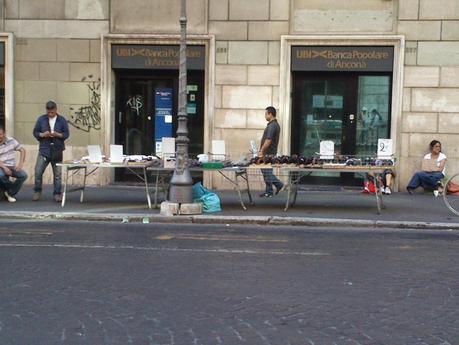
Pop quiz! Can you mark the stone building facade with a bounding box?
[1,0,458,189]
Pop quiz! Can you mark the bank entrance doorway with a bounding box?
[112,44,205,182]
[290,46,393,185]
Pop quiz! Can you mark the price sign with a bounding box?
[320,141,334,160]
[377,138,393,158]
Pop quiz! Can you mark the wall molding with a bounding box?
[0,32,14,135]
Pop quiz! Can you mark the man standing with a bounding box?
[32,101,70,202]
[0,125,27,202]
[259,106,283,197]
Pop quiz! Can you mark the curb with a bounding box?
[1,211,459,230]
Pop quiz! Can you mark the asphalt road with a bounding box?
[0,220,458,345]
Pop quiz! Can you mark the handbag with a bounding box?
[447,181,459,195]
[49,142,63,162]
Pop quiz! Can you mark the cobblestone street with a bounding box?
[0,221,458,344]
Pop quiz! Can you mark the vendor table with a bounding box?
[246,165,392,213]
[58,161,392,214]
[148,166,253,210]
[58,161,154,208]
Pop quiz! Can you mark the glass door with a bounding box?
[291,72,391,185]
[115,76,175,181]
[291,73,357,184]
[118,79,170,156]
[355,76,391,156]
[114,70,205,182]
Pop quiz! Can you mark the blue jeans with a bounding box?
[261,168,283,195]
[34,153,62,195]
[0,168,28,196]
[407,171,444,190]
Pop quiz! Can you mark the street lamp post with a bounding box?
[169,0,193,204]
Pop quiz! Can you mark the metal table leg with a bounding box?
[292,172,299,205]
[62,166,87,207]
[236,169,253,205]
[284,171,293,212]
[284,171,300,212]
[143,167,152,209]
[154,170,160,208]
[219,170,247,210]
[80,167,87,203]
[61,164,99,207]
[374,172,384,214]
[61,166,68,207]
[235,181,247,211]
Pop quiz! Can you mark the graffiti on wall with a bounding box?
[126,95,143,116]
[68,76,101,132]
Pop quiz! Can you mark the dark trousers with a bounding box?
[261,168,283,195]
[407,171,444,190]
[34,153,62,195]
[0,168,28,196]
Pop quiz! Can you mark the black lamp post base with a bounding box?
[169,184,193,205]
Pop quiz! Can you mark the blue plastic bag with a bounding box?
[192,182,222,213]
[192,181,207,200]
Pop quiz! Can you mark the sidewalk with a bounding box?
[1,185,458,229]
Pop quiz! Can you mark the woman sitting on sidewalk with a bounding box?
[406,140,446,196]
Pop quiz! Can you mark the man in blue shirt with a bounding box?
[32,101,70,202]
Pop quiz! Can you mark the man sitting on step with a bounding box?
[0,125,28,202]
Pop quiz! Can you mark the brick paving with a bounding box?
[0,221,458,344]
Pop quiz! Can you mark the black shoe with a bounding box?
[406,187,414,195]
[274,183,284,195]
[259,192,273,198]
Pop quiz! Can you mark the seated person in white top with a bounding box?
[406,140,446,195]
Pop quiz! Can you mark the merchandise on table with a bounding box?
[247,154,395,168]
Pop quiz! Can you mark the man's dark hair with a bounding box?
[265,106,276,117]
[46,100,57,110]
[0,124,4,132]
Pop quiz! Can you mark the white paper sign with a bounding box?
[162,137,175,155]
[162,137,176,168]
[87,145,103,163]
[211,140,226,161]
[377,138,393,158]
[320,141,334,160]
[165,115,172,123]
[110,145,124,163]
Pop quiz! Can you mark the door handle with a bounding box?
[118,112,122,124]
[349,114,355,124]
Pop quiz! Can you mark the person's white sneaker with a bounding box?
[4,191,16,203]
[380,186,385,193]
[384,187,391,195]
[433,190,440,197]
